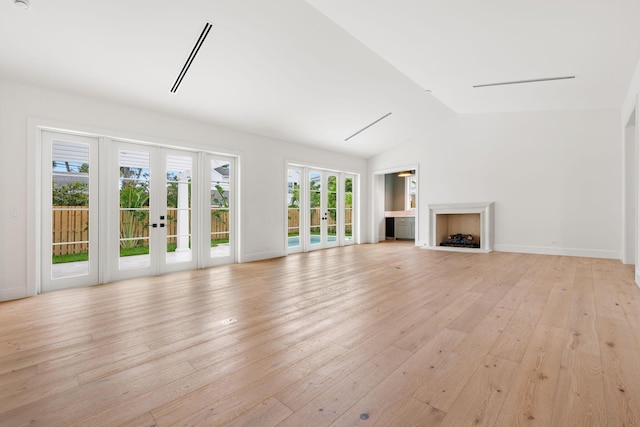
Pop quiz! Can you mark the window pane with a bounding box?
[166,155,192,264]
[288,169,301,248]
[51,140,91,278]
[119,148,151,270]
[345,177,353,240]
[210,159,231,258]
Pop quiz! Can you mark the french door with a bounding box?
[203,153,236,267]
[42,131,100,292]
[40,130,237,292]
[287,166,356,253]
[112,142,199,281]
[308,170,340,250]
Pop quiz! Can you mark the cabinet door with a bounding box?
[395,218,410,239]
[395,217,415,239]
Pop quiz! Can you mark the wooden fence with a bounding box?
[52,207,230,255]
[52,207,89,255]
[287,208,352,235]
[52,207,352,255]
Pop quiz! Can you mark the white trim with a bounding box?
[0,287,29,301]
[494,244,620,259]
[27,119,40,297]
[370,164,420,245]
[25,117,244,158]
[242,250,286,263]
[622,98,638,265]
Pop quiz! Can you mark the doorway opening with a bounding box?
[371,165,419,245]
[624,108,637,266]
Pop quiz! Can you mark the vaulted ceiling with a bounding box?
[1,0,639,158]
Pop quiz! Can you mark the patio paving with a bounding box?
[51,244,230,279]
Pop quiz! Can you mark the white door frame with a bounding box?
[370,165,419,245]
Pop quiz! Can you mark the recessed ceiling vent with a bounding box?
[473,76,576,88]
[170,22,213,93]
[345,112,393,142]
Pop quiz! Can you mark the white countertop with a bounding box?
[384,210,416,218]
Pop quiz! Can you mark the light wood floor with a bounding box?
[1,242,640,426]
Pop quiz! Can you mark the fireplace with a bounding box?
[428,202,494,252]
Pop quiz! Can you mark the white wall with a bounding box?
[369,109,622,258]
[0,78,368,301]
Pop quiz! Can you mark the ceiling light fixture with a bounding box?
[472,76,576,88]
[397,170,413,177]
[344,112,392,142]
[14,0,30,10]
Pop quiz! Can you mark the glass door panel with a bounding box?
[305,170,340,251]
[118,147,151,271]
[309,171,322,247]
[287,168,302,251]
[165,154,193,265]
[114,144,199,279]
[344,175,355,244]
[326,173,338,246]
[204,154,235,267]
[42,131,99,292]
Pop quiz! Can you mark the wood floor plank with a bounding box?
[551,353,606,427]
[170,344,346,426]
[438,354,520,427]
[493,324,566,426]
[598,317,640,425]
[0,243,639,426]
[276,307,436,411]
[328,327,466,426]
[223,397,293,427]
[537,281,574,329]
[276,345,413,427]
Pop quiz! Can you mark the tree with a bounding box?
[211,184,229,224]
[289,183,300,208]
[52,182,88,206]
[119,185,150,249]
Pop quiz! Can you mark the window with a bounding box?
[405,175,416,210]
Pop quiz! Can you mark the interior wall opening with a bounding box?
[624,108,637,265]
[371,166,419,245]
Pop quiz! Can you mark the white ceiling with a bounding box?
[1,1,639,158]
[306,0,640,114]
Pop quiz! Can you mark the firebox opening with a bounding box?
[436,213,481,248]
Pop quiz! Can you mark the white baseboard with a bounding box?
[241,250,286,263]
[635,271,640,288]
[0,287,28,302]
[494,244,620,260]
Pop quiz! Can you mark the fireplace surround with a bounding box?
[428,202,494,252]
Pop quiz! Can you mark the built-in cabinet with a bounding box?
[395,216,415,239]
[385,213,415,240]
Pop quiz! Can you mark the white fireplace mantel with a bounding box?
[427,202,494,253]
